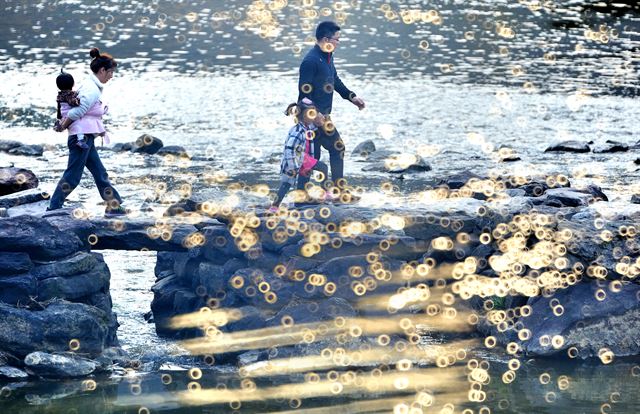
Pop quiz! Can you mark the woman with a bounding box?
[48,47,126,216]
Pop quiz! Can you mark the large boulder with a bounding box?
[352,140,376,157]
[131,134,163,155]
[0,300,117,357]
[37,261,110,301]
[0,167,38,196]
[24,352,98,378]
[0,215,84,260]
[520,281,640,358]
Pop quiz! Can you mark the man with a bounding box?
[298,21,365,192]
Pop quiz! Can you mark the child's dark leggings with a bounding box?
[272,160,328,207]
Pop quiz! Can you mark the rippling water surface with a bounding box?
[2,0,640,413]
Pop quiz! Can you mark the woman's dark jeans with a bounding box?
[49,134,123,210]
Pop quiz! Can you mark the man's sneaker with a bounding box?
[105,206,127,217]
[76,140,89,150]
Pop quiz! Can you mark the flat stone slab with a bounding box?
[24,352,98,378]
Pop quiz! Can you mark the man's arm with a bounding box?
[298,58,317,101]
[334,67,365,110]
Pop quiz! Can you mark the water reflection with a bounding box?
[1,1,639,94]
[1,357,640,413]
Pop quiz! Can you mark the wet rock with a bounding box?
[352,140,376,157]
[8,145,43,157]
[37,261,110,301]
[157,145,189,158]
[32,252,99,281]
[0,215,84,260]
[0,366,29,380]
[582,184,608,202]
[0,273,37,305]
[224,306,268,332]
[361,149,398,162]
[201,225,246,259]
[436,170,487,190]
[151,275,202,338]
[89,217,197,251]
[266,296,356,326]
[109,142,133,152]
[592,140,629,153]
[131,134,163,155]
[0,167,39,196]
[0,188,47,208]
[259,226,304,253]
[534,188,595,207]
[521,282,640,358]
[281,234,427,262]
[500,154,521,162]
[0,140,23,152]
[24,352,98,378]
[0,300,116,357]
[44,212,97,248]
[544,141,590,153]
[197,261,227,295]
[0,252,33,276]
[385,154,432,173]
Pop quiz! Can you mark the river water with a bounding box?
[1,0,640,413]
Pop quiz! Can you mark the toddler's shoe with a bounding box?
[268,206,279,213]
[76,140,89,150]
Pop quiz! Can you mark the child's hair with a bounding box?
[284,98,317,122]
[56,69,74,91]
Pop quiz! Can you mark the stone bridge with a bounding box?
[2,179,640,379]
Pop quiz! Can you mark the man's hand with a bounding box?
[351,96,366,110]
[314,112,326,127]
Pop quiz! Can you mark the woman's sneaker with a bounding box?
[105,206,127,217]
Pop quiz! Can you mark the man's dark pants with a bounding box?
[313,124,345,188]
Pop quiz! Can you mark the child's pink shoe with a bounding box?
[323,191,338,203]
[268,206,279,213]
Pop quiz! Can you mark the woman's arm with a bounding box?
[67,83,100,121]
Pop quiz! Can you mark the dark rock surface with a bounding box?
[0,188,48,208]
[157,145,189,158]
[131,134,163,155]
[0,300,117,357]
[8,145,43,157]
[545,141,591,153]
[0,215,84,260]
[352,140,376,157]
[592,140,629,153]
[0,140,23,152]
[0,167,39,196]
